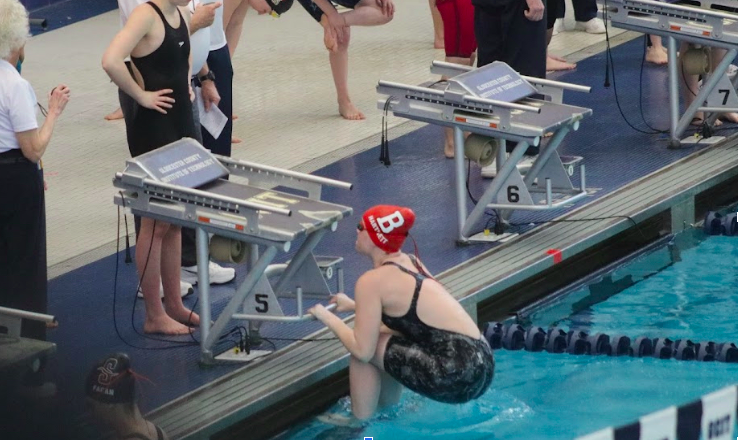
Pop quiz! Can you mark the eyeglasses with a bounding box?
[357,222,365,231]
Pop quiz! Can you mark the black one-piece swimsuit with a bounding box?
[127,1,196,158]
[382,262,495,404]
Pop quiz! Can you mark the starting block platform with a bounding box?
[602,0,738,147]
[113,139,352,363]
[377,61,592,243]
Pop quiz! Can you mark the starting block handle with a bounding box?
[465,95,541,113]
[0,306,55,324]
[632,0,737,21]
[146,178,293,216]
[217,157,353,191]
[520,76,591,93]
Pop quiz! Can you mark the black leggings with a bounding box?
[0,151,47,385]
[384,333,494,404]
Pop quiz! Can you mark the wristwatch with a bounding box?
[198,70,215,84]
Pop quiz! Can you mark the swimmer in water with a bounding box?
[310,205,494,420]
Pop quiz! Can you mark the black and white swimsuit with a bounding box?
[381,262,495,404]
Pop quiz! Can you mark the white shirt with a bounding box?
[118,0,144,27]
[189,0,211,76]
[0,60,38,154]
[202,0,226,51]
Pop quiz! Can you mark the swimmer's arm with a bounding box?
[101,7,155,102]
[313,275,382,362]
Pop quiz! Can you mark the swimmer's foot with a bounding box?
[546,55,576,71]
[231,136,242,144]
[233,114,239,121]
[143,315,192,335]
[321,16,338,52]
[165,305,200,327]
[338,100,365,120]
[104,108,124,121]
[317,412,364,428]
[645,47,668,65]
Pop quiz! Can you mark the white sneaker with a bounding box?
[480,155,537,179]
[181,261,236,285]
[729,64,738,80]
[552,18,565,35]
[137,280,194,299]
[575,18,606,34]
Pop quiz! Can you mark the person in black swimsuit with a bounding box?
[310,205,494,420]
[102,0,200,335]
[85,353,169,440]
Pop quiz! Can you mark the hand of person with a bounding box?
[200,80,221,111]
[524,0,544,21]
[248,0,272,15]
[47,84,70,117]
[326,11,347,36]
[375,0,394,18]
[192,1,222,30]
[329,293,355,313]
[309,303,331,321]
[138,89,175,114]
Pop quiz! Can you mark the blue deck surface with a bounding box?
[43,35,738,436]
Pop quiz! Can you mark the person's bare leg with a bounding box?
[711,47,738,123]
[104,107,124,121]
[224,0,249,58]
[160,225,200,326]
[645,35,668,65]
[443,56,472,157]
[341,0,394,26]
[137,219,190,335]
[429,0,444,49]
[329,27,365,120]
[546,28,575,71]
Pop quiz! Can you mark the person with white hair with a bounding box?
[0,0,70,392]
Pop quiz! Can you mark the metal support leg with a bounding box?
[668,36,680,148]
[461,141,530,238]
[673,48,738,146]
[196,227,213,363]
[202,245,278,363]
[523,127,570,187]
[273,228,328,294]
[453,126,468,243]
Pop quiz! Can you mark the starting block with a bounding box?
[113,139,352,363]
[377,61,592,243]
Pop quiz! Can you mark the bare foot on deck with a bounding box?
[645,47,668,65]
[546,55,576,71]
[144,315,192,335]
[166,305,200,327]
[231,136,242,144]
[339,101,365,120]
[321,16,338,52]
[104,107,124,121]
[444,137,454,158]
[719,112,738,123]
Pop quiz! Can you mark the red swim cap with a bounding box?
[362,205,415,253]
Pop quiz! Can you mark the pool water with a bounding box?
[276,229,738,440]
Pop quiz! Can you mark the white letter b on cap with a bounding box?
[377,211,404,234]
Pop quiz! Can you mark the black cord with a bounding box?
[379,96,393,166]
[601,13,664,135]
[639,35,669,134]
